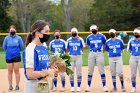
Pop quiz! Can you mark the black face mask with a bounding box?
[110,33,116,38]
[10,32,16,36]
[72,33,77,37]
[92,29,97,34]
[55,35,60,39]
[134,34,139,38]
[39,34,50,43]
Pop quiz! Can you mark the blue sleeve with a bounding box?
[67,41,70,49]
[63,42,66,51]
[120,41,125,50]
[80,40,84,49]
[19,37,24,50]
[3,37,7,50]
[86,37,90,46]
[49,43,53,52]
[102,35,106,45]
[105,42,109,51]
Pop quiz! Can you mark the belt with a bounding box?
[109,55,121,57]
[90,50,101,52]
[132,55,140,56]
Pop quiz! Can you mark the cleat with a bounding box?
[131,87,136,93]
[110,88,117,92]
[77,87,81,92]
[85,85,90,92]
[103,86,109,92]
[71,87,75,92]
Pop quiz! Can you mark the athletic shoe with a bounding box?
[70,87,75,92]
[15,85,19,91]
[110,88,117,92]
[85,85,90,92]
[122,87,126,92]
[60,87,65,92]
[103,86,109,92]
[8,85,13,91]
[52,87,57,92]
[131,87,136,93]
[77,87,81,92]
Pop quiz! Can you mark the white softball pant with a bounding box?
[70,55,83,76]
[109,56,123,77]
[24,80,50,93]
[129,55,140,78]
[88,52,105,75]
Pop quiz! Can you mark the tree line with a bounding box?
[0,0,140,33]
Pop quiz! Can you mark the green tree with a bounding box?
[88,0,133,31]
[0,0,12,32]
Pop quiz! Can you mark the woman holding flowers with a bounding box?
[22,20,58,93]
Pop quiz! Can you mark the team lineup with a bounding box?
[2,20,140,93]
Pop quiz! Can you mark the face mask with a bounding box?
[134,34,139,38]
[92,29,97,34]
[110,33,116,38]
[10,32,16,36]
[55,35,60,39]
[39,34,50,43]
[72,33,77,37]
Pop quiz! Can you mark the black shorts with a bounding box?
[6,56,21,63]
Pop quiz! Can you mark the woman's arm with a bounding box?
[3,37,7,50]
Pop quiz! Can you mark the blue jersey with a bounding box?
[49,39,66,54]
[22,42,50,80]
[106,38,124,57]
[3,35,24,60]
[86,33,106,52]
[127,39,140,56]
[67,37,85,55]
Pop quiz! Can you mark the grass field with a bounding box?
[0,48,130,69]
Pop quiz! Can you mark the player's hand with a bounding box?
[51,66,58,77]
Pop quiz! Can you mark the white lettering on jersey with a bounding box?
[38,55,49,61]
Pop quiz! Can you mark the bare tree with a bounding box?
[61,0,72,32]
[12,0,31,32]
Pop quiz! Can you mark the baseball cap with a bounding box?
[90,25,98,30]
[71,27,78,33]
[109,29,116,33]
[133,28,140,34]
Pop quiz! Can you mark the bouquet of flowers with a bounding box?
[37,51,73,92]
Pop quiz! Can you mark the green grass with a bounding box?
[0,48,130,69]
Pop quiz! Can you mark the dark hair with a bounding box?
[25,20,49,46]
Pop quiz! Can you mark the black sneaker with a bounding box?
[8,85,13,91]
[15,85,19,91]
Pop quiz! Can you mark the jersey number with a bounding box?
[55,48,61,53]
[135,47,138,52]
[73,46,77,51]
[113,48,116,53]
[95,43,98,48]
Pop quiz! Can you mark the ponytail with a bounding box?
[25,32,34,47]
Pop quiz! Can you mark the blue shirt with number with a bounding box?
[49,39,66,54]
[22,42,50,80]
[127,38,140,56]
[86,33,106,52]
[67,37,85,55]
[105,38,124,57]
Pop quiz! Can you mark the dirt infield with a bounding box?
[0,66,139,93]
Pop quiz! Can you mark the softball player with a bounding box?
[49,30,66,92]
[22,20,58,93]
[127,28,140,93]
[105,29,126,92]
[85,25,108,92]
[67,27,85,92]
